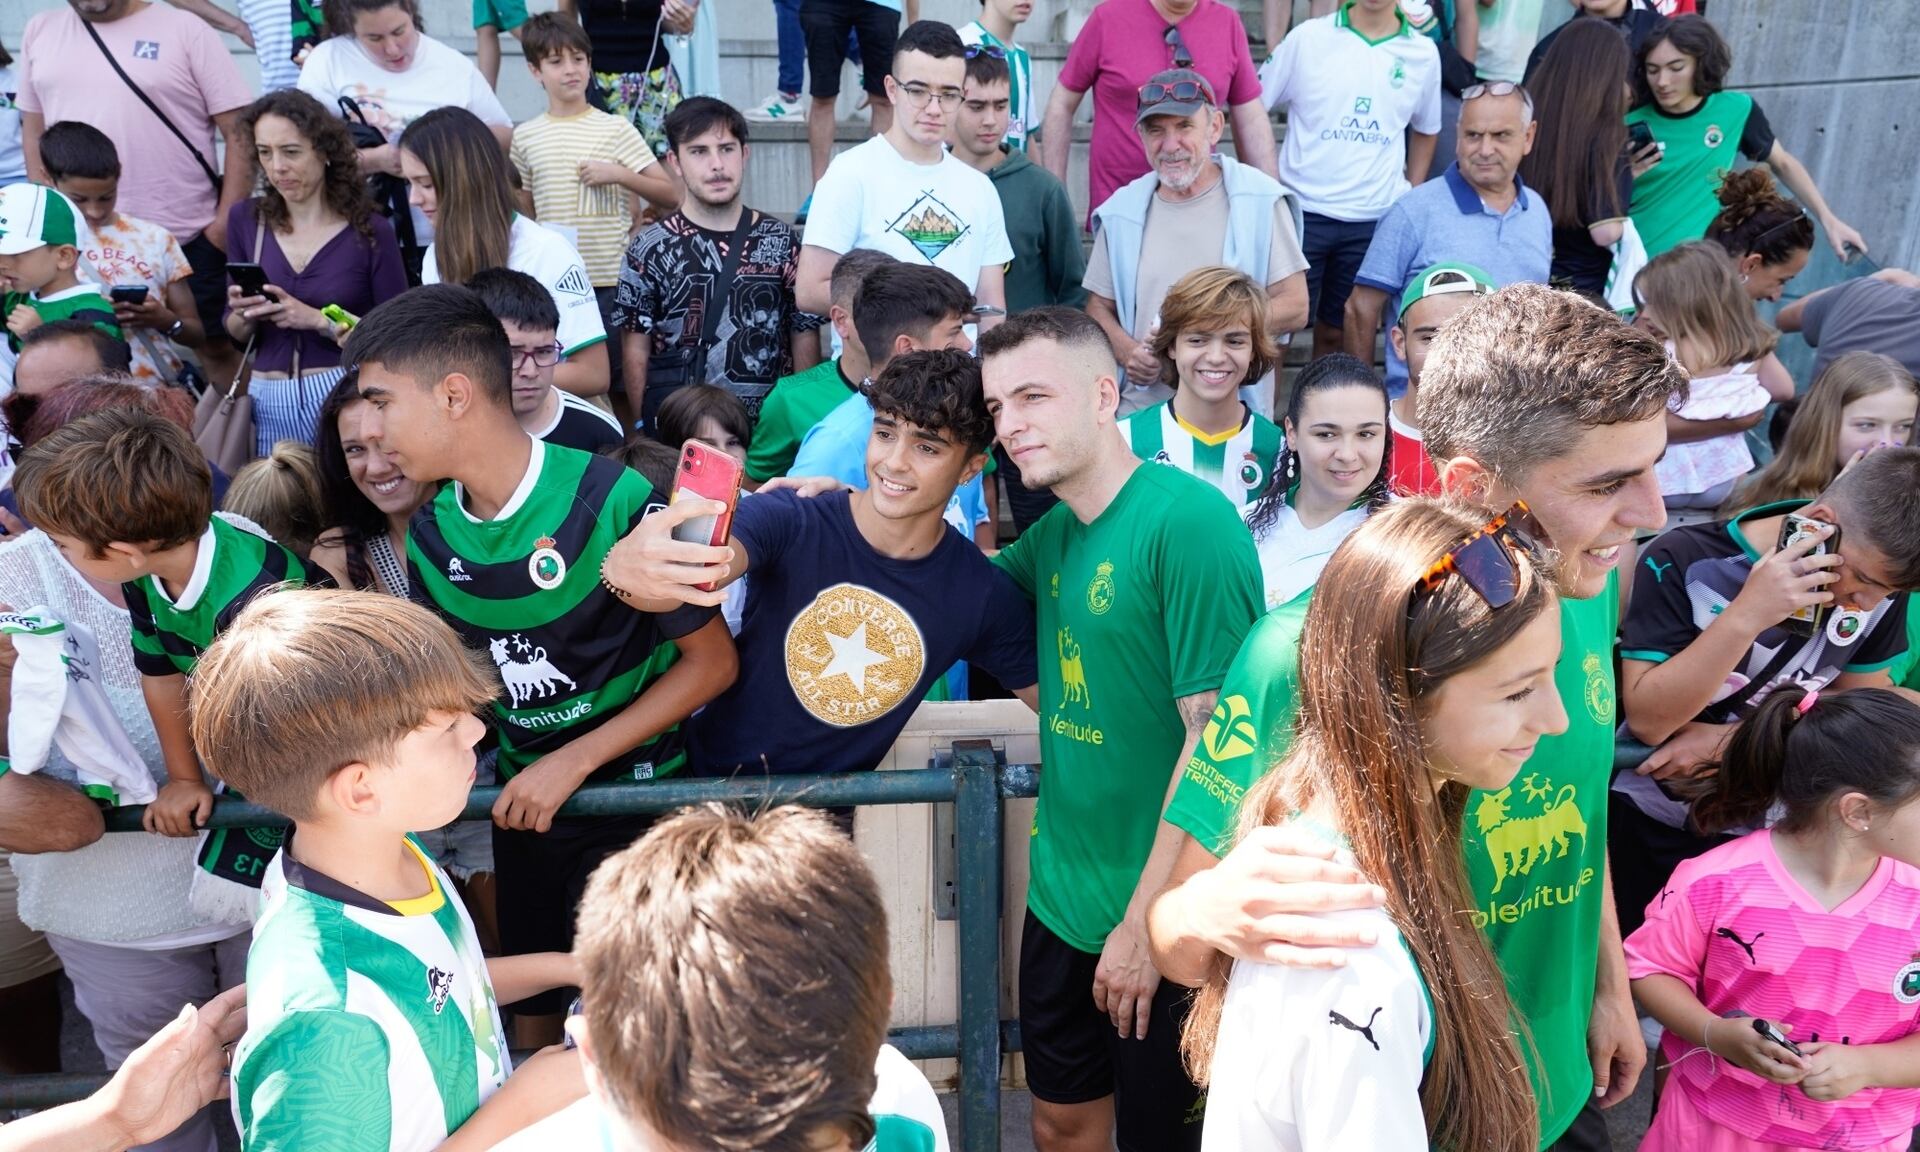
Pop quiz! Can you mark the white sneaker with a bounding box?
[744,91,802,122]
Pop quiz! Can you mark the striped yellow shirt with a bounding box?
[509,108,656,287]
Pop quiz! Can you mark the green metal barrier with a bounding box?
[2,743,1038,1152]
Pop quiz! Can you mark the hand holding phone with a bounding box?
[110,284,150,306]
[1761,512,1843,637]
[226,262,276,301]
[669,441,742,592]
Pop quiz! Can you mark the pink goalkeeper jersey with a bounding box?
[1625,830,1920,1146]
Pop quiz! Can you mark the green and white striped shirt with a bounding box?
[958,22,1040,152]
[233,838,509,1152]
[1120,400,1284,512]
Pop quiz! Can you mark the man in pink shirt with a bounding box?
[1038,0,1275,225]
[18,0,254,384]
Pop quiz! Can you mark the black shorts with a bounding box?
[1608,788,1734,939]
[181,231,235,350]
[798,0,896,99]
[1018,911,1203,1152]
[492,812,655,1015]
[1300,212,1378,331]
[1546,1097,1609,1152]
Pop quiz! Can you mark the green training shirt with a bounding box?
[1120,399,1284,513]
[126,514,313,678]
[993,463,1261,952]
[746,358,858,483]
[1625,90,1770,258]
[1164,573,1621,1146]
[407,439,718,782]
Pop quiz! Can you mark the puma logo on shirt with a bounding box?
[1716,926,1765,963]
[1328,1006,1384,1051]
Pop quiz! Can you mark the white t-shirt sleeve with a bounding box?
[296,38,337,102]
[1410,44,1443,136]
[1204,934,1429,1151]
[516,219,607,355]
[1259,26,1302,110]
[465,65,513,127]
[420,245,440,285]
[869,1045,952,1152]
[802,150,862,255]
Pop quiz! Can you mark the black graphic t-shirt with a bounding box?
[610,209,823,420]
[688,489,1037,776]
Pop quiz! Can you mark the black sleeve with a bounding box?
[1619,533,1706,665]
[1739,99,1776,163]
[652,601,721,641]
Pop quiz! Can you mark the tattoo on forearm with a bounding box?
[1177,692,1217,732]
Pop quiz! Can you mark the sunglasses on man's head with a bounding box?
[1164,24,1194,67]
[1461,80,1524,101]
[1138,79,1209,107]
[1417,502,1547,609]
[964,43,1008,59]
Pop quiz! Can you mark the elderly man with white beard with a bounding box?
[1080,68,1308,417]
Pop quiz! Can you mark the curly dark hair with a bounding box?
[1634,15,1733,107]
[238,89,377,238]
[1707,168,1813,267]
[866,348,996,456]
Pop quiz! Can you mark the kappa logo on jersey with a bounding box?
[426,966,454,1014]
[1474,776,1587,894]
[552,267,593,297]
[1202,696,1257,762]
[886,193,970,262]
[447,557,474,583]
[785,584,926,727]
[1057,627,1090,708]
[1086,559,1116,615]
[1152,449,1173,465]
[489,634,578,707]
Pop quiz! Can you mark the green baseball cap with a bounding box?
[1398,261,1496,319]
[0,183,83,256]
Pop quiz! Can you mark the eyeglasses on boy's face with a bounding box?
[511,343,563,369]
[892,78,964,109]
[1417,501,1547,609]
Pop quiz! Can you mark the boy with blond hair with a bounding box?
[189,589,581,1152]
[491,802,950,1152]
[12,407,317,839]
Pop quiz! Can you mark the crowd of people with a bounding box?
[1,0,1919,1150]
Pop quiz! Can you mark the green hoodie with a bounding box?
[987,147,1087,314]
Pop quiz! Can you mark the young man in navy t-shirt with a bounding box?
[607,348,1039,775]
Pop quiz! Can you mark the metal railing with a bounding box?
[0,741,1036,1152]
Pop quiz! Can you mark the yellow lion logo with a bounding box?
[1474,782,1588,894]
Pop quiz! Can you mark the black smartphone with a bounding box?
[227,262,274,299]
[1777,512,1840,637]
[1752,1018,1805,1058]
[1628,121,1656,153]
[109,284,149,305]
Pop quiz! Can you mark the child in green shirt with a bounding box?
[0,182,118,355]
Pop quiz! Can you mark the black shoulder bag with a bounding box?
[78,18,221,193]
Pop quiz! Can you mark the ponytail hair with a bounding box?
[1694,686,1920,835]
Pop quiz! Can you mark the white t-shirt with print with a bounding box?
[1261,8,1442,222]
[423,215,607,357]
[79,212,194,385]
[1249,503,1370,611]
[298,33,510,243]
[803,134,1013,296]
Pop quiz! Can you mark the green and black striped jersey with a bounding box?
[407,440,717,783]
[126,514,316,678]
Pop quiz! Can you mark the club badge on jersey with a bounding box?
[529,535,566,591]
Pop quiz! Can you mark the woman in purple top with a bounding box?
[223,90,407,457]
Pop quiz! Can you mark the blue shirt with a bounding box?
[1354,163,1552,390]
[790,392,993,538]
[687,489,1037,775]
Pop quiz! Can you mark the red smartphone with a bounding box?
[670,440,742,589]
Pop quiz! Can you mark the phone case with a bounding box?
[1778,514,1838,635]
[669,442,742,590]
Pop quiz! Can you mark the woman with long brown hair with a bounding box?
[1519,18,1633,300]
[1724,351,1917,516]
[225,88,407,456]
[1181,498,1560,1152]
[399,106,611,398]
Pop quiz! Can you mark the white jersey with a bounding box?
[425,216,607,358]
[1249,503,1371,611]
[802,135,1013,296]
[1202,900,1432,1151]
[1261,8,1442,222]
[233,837,509,1152]
[486,1044,951,1151]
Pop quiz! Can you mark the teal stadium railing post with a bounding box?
[7,762,1041,1127]
[952,740,1003,1152]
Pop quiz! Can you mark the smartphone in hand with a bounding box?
[1778,512,1841,637]
[227,262,275,300]
[109,284,150,305]
[669,441,742,591]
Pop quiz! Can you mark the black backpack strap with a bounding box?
[78,17,221,192]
